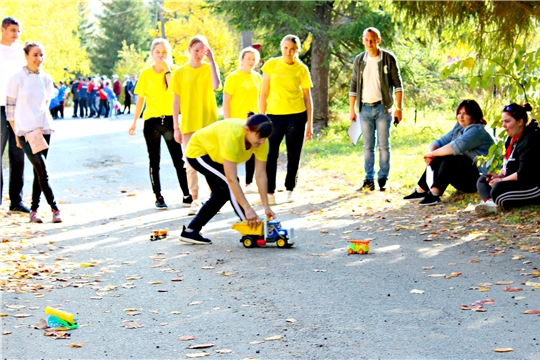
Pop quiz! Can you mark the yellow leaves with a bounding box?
[494,348,513,353]
[463,57,475,69]
[69,343,83,348]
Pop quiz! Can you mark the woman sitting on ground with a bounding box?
[179,113,276,245]
[475,103,540,214]
[404,99,494,206]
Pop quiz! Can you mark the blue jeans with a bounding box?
[360,103,392,181]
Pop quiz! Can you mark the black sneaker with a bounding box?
[419,192,441,206]
[403,189,428,200]
[9,202,30,214]
[155,196,168,210]
[358,179,375,191]
[182,194,193,208]
[378,178,387,191]
[179,226,212,245]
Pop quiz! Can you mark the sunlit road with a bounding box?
[1,115,540,359]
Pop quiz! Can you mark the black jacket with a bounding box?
[505,119,540,187]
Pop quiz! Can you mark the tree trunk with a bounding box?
[310,1,333,133]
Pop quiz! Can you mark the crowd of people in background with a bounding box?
[49,73,138,120]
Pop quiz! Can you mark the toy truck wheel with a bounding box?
[242,236,256,248]
[277,238,287,248]
[347,248,354,255]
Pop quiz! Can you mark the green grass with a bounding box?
[303,110,453,192]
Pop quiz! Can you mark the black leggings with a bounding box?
[418,155,479,195]
[143,116,189,198]
[187,155,246,233]
[18,134,58,212]
[266,111,307,194]
[477,176,540,209]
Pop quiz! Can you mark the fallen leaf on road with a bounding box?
[30,318,48,330]
[422,266,434,270]
[471,307,487,312]
[250,340,264,344]
[470,259,480,263]
[178,335,196,341]
[148,281,164,285]
[445,272,462,278]
[126,312,140,316]
[428,274,445,277]
[157,289,168,292]
[2,331,12,335]
[70,343,83,348]
[522,309,540,315]
[46,330,70,339]
[90,296,103,300]
[410,289,425,294]
[201,266,215,270]
[160,322,168,326]
[312,269,326,272]
[217,271,234,276]
[472,299,495,307]
[512,255,525,260]
[188,344,215,349]
[125,275,142,280]
[13,314,32,318]
[123,322,143,329]
[478,288,490,292]
[286,318,297,323]
[170,311,181,315]
[0,314,8,317]
[342,230,352,234]
[215,349,232,354]
[149,310,159,314]
[495,280,514,285]
[264,335,283,341]
[503,287,523,292]
[525,281,540,287]
[494,348,513,353]
[121,261,137,265]
[186,353,209,358]
[122,282,136,289]
[171,278,183,282]
[478,282,493,287]
[188,301,202,306]
[320,229,329,234]
[514,296,526,300]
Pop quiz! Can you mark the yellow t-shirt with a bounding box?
[261,57,313,115]
[223,69,262,118]
[134,65,178,120]
[186,118,269,165]
[170,62,218,133]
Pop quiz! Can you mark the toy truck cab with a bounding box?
[232,219,295,248]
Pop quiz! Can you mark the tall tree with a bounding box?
[90,0,152,76]
[211,1,393,131]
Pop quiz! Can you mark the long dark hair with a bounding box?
[246,112,273,138]
[456,99,486,125]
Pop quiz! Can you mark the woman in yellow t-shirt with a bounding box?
[128,38,190,210]
[179,114,276,245]
[223,47,262,195]
[260,34,313,205]
[171,35,220,215]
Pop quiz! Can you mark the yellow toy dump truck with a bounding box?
[231,219,295,248]
[347,240,370,254]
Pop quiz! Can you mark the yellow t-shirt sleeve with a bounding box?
[253,140,269,162]
[300,65,313,89]
[223,72,237,96]
[170,67,181,96]
[134,70,147,97]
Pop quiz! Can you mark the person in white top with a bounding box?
[5,42,62,224]
[0,17,28,213]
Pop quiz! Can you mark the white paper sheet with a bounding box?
[426,166,434,189]
[348,117,362,146]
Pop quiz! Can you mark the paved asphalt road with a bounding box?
[1,114,540,359]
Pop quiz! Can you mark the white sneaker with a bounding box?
[244,183,258,194]
[475,199,498,215]
[268,194,276,206]
[188,200,201,216]
[285,190,294,203]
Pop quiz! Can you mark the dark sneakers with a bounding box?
[378,178,387,191]
[179,226,212,245]
[359,179,375,191]
[10,202,30,214]
[182,194,193,208]
[155,196,168,210]
[419,192,441,206]
[403,189,428,200]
